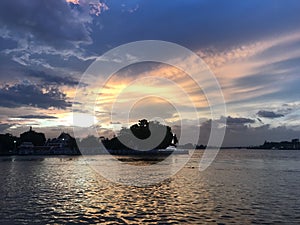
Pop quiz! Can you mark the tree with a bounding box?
[102,119,177,150]
[0,133,19,154]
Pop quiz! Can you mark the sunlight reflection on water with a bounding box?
[0,150,300,224]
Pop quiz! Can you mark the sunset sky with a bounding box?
[0,0,300,146]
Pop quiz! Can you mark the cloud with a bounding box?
[172,118,300,147]
[25,69,80,87]
[89,0,300,53]
[0,123,12,132]
[0,0,300,144]
[0,0,91,47]
[88,1,109,16]
[199,31,300,119]
[221,116,255,125]
[0,0,108,64]
[12,115,58,119]
[257,110,284,118]
[233,73,278,89]
[66,0,80,4]
[67,0,109,16]
[0,82,72,109]
[222,124,300,147]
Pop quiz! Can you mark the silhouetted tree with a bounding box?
[130,119,151,140]
[0,133,19,154]
[102,119,177,150]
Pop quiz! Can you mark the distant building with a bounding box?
[257,139,300,150]
[20,127,46,146]
[18,131,79,155]
[292,139,300,149]
[45,132,78,155]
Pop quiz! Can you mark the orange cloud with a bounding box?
[66,0,80,5]
[193,32,300,105]
[71,31,300,130]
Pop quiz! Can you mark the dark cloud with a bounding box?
[12,115,58,119]
[0,82,71,109]
[0,0,91,49]
[257,110,284,118]
[25,69,79,86]
[175,119,300,147]
[220,124,300,147]
[221,116,255,125]
[171,117,300,147]
[223,124,300,147]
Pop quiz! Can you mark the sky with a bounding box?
[0,0,300,146]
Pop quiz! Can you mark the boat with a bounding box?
[166,145,177,150]
[158,146,189,154]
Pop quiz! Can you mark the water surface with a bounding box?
[0,150,300,224]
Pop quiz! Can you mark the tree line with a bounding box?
[0,120,178,155]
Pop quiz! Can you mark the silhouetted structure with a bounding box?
[253,138,300,150]
[0,128,79,155]
[0,133,19,155]
[20,127,46,146]
[44,132,79,154]
[101,119,177,151]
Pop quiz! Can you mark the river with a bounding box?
[0,150,299,224]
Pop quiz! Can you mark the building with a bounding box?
[45,132,79,155]
[258,138,300,150]
[20,127,46,146]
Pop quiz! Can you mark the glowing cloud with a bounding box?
[66,0,80,4]
[66,0,109,16]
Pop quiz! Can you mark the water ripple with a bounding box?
[0,151,300,224]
